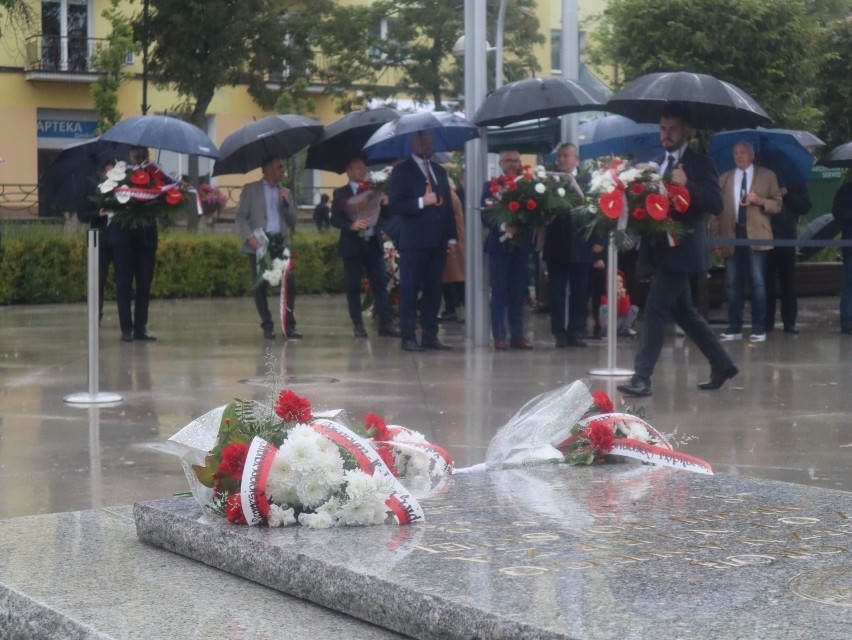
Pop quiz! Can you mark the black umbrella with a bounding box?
[818,142,852,168]
[474,76,606,127]
[213,114,323,176]
[605,72,772,130]
[305,107,400,174]
[363,111,479,160]
[100,115,220,159]
[40,137,134,212]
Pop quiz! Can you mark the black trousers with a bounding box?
[248,253,296,334]
[343,240,393,327]
[399,247,446,342]
[765,246,797,329]
[548,262,590,340]
[113,239,155,334]
[634,267,734,381]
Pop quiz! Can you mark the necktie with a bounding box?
[737,171,748,226]
[664,154,676,182]
[421,158,442,206]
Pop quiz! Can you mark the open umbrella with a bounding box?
[487,118,561,155]
[213,114,323,176]
[40,137,134,212]
[473,76,605,127]
[305,107,399,174]
[362,111,479,161]
[100,115,220,159]
[605,72,772,130]
[575,114,662,161]
[709,127,816,186]
[818,141,852,168]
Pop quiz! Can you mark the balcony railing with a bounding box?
[25,34,104,80]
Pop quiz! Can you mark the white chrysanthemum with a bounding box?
[272,257,288,271]
[296,477,333,508]
[267,504,297,527]
[99,179,118,194]
[588,172,616,194]
[405,451,434,478]
[556,187,566,197]
[279,437,326,473]
[113,161,127,172]
[618,420,651,442]
[299,511,335,529]
[536,170,547,180]
[534,182,546,194]
[337,494,389,526]
[370,170,389,183]
[262,270,282,286]
[535,164,546,173]
[316,497,342,519]
[618,168,642,184]
[392,428,427,444]
[288,424,322,443]
[115,190,131,204]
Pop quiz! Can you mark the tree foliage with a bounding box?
[0,0,34,40]
[587,0,821,129]
[814,16,852,147]
[90,0,140,134]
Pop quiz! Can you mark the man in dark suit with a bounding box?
[618,106,737,397]
[386,131,457,351]
[480,149,534,350]
[331,156,400,339]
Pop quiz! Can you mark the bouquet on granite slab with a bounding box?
[482,381,712,475]
[166,387,452,529]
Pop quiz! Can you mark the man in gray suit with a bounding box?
[236,155,301,340]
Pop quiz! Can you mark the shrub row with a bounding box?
[0,227,345,304]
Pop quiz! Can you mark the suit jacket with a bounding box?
[387,157,457,251]
[541,172,595,265]
[832,182,852,239]
[644,147,723,273]
[235,180,297,254]
[710,165,782,255]
[772,182,811,240]
[330,184,386,257]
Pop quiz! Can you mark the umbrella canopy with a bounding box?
[576,114,662,161]
[818,141,852,168]
[100,115,220,159]
[305,107,400,174]
[709,127,816,186]
[605,72,772,130]
[771,128,824,149]
[473,76,606,127]
[362,111,479,161]
[213,114,323,176]
[487,118,561,155]
[40,137,134,212]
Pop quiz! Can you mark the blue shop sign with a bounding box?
[37,118,97,139]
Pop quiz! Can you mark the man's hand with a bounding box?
[746,192,764,207]
[422,191,438,207]
[671,164,688,186]
[279,188,293,205]
[247,236,261,250]
[351,219,368,231]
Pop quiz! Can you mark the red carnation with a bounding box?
[274,390,313,423]
[164,188,183,205]
[506,180,517,191]
[489,183,500,194]
[667,185,691,213]
[523,172,534,180]
[645,193,670,220]
[598,190,625,219]
[508,200,521,213]
[130,168,151,186]
[357,181,370,193]
[592,391,614,414]
[583,420,614,454]
[631,207,646,220]
[225,493,246,524]
[504,173,517,182]
[218,442,250,481]
[525,199,537,211]
[364,412,392,441]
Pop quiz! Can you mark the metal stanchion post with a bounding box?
[589,234,634,378]
[64,229,123,405]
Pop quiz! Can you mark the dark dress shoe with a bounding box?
[783,325,800,334]
[353,324,368,338]
[263,330,275,340]
[566,337,587,347]
[555,335,568,348]
[493,338,509,350]
[134,331,157,341]
[378,325,401,337]
[401,338,424,352]
[510,337,533,350]
[697,364,739,390]
[438,312,457,322]
[121,331,134,342]
[617,377,652,397]
[285,330,303,340]
[422,339,452,350]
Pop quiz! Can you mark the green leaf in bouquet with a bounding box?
[193,454,219,488]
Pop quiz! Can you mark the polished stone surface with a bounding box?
[0,506,407,640]
[1,294,851,522]
[135,465,852,639]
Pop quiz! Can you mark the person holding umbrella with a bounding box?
[617,105,737,397]
[386,130,457,352]
[832,170,852,335]
[235,155,300,341]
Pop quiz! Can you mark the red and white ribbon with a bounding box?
[280,254,294,338]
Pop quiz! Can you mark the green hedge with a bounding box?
[0,227,344,304]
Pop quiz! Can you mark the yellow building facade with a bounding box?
[0,0,607,213]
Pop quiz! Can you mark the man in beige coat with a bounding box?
[235,155,300,340]
[709,142,782,342]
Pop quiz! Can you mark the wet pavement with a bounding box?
[1,293,851,519]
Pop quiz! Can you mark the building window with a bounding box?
[551,29,587,73]
[41,0,90,72]
[369,17,403,61]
